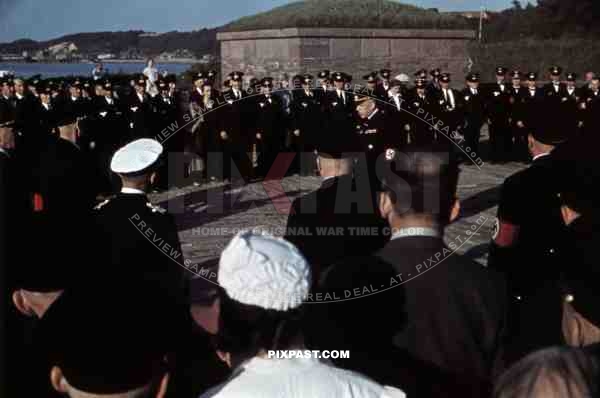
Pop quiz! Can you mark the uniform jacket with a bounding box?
[460,87,486,125]
[93,193,186,302]
[384,94,412,148]
[254,94,285,145]
[489,154,568,298]
[323,89,356,142]
[284,174,388,281]
[291,88,322,147]
[355,108,388,155]
[378,235,507,383]
[484,82,510,120]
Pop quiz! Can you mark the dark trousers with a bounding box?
[512,125,529,162]
[289,139,316,176]
[488,119,511,162]
[464,119,484,159]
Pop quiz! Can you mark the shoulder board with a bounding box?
[146,202,167,214]
[94,196,115,210]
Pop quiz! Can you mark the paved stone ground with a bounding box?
[151,146,526,331]
[152,153,526,275]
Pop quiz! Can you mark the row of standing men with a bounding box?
[2,65,600,190]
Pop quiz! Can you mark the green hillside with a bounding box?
[222,0,471,31]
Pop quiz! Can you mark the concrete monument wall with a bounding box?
[217,28,476,86]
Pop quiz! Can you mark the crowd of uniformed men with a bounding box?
[0,63,600,397]
[2,65,599,187]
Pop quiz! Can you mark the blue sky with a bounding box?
[0,0,520,43]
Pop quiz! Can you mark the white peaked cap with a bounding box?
[395,73,410,83]
[218,230,311,311]
[110,138,163,174]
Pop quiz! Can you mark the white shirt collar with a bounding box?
[391,227,441,241]
[15,93,23,99]
[137,92,144,102]
[367,108,379,120]
[0,147,8,156]
[532,152,551,162]
[121,187,146,195]
[322,175,337,183]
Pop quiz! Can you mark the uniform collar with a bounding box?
[391,227,441,241]
[532,152,551,162]
[121,187,146,195]
[367,108,379,120]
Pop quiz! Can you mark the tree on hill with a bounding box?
[537,0,600,35]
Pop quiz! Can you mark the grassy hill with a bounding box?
[0,29,218,58]
[222,0,471,31]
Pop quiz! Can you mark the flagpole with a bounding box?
[479,5,484,43]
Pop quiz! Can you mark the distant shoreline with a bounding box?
[0,59,199,65]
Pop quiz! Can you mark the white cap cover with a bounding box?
[110,138,163,174]
[395,73,410,83]
[218,230,311,311]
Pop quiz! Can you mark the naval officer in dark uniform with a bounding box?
[485,67,511,162]
[93,138,186,303]
[386,79,412,148]
[355,94,389,176]
[461,72,486,159]
[253,77,285,178]
[284,136,386,283]
[581,75,600,137]
[543,66,566,106]
[323,72,355,148]
[290,74,321,175]
[488,118,570,359]
[407,78,436,146]
[362,72,381,101]
[217,71,252,181]
[562,72,585,135]
[375,69,392,101]
[126,75,152,140]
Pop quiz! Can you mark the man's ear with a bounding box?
[50,366,68,394]
[378,192,393,221]
[561,204,580,226]
[527,133,535,150]
[216,350,232,368]
[12,291,34,317]
[450,199,461,223]
[150,171,158,186]
[155,372,169,398]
